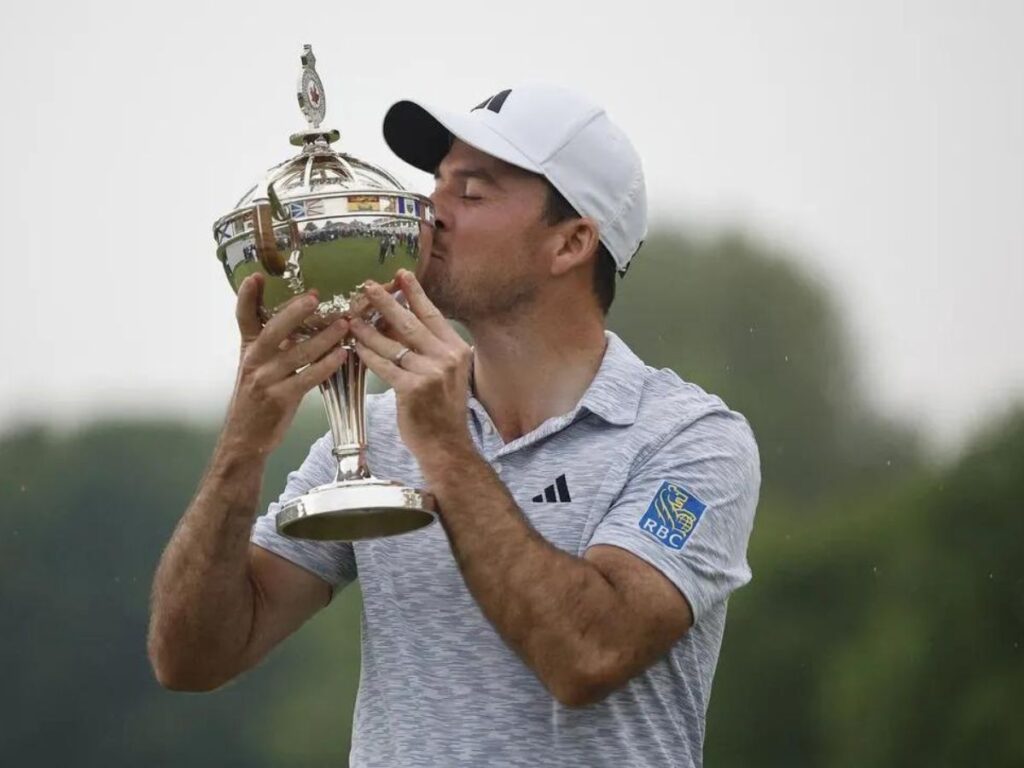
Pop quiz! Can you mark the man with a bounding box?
[148,85,761,768]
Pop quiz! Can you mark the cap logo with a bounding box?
[471,89,512,114]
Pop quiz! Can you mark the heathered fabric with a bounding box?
[251,330,761,768]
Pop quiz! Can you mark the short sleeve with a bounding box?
[586,410,761,624]
[250,431,358,596]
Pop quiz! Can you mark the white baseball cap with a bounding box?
[382,85,647,274]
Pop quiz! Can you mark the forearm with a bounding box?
[147,435,265,690]
[423,446,625,703]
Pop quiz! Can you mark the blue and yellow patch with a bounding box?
[638,481,707,550]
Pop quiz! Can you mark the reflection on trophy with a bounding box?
[212,45,437,541]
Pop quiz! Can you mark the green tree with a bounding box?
[819,407,1024,766]
[610,231,921,506]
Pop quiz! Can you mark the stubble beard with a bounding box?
[421,260,539,325]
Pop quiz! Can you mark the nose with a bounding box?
[429,192,450,233]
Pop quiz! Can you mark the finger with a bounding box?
[361,280,445,356]
[353,339,416,390]
[272,318,350,378]
[235,274,265,343]
[349,317,435,374]
[395,269,462,345]
[349,316,409,364]
[349,277,398,320]
[276,345,348,399]
[250,291,320,361]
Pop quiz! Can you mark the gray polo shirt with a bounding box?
[251,330,760,768]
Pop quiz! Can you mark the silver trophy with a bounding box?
[212,45,437,541]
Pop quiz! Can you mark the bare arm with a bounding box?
[147,274,349,691]
[425,447,692,708]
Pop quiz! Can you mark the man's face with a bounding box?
[419,139,553,323]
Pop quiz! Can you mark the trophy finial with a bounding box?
[301,44,316,70]
[297,43,327,130]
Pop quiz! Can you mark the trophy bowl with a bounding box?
[211,46,438,541]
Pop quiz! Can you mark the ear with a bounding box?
[549,217,601,278]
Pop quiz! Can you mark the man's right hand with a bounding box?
[223,273,350,456]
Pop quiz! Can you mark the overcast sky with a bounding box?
[0,0,1020,452]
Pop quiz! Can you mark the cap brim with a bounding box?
[383,100,542,176]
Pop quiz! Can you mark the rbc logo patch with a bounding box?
[639,481,707,550]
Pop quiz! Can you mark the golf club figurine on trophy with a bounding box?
[212,45,437,541]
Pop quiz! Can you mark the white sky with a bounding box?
[0,0,1020,452]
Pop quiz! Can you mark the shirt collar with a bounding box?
[467,330,644,428]
[466,331,643,438]
[576,330,645,426]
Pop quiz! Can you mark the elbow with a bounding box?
[147,646,199,692]
[150,660,223,693]
[547,655,622,709]
[147,631,228,693]
[552,683,608,709]
[150,655,227,693]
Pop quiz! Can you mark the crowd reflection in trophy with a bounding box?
[239,219,419,268]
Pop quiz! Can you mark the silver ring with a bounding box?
[392,346,412,367]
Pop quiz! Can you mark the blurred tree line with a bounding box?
[1,230,1020,766]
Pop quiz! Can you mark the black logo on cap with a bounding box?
[472,89,512,114]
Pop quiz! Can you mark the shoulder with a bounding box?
[627,349,759,479]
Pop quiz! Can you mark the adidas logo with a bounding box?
[532,474,572,503]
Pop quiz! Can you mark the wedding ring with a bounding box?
[392,346,412,367]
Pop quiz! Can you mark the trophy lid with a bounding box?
[221,45,408,215]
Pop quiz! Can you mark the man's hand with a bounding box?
[349,269,474,463]
[225,273,350,456]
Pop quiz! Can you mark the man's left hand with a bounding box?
[350,270,475,465]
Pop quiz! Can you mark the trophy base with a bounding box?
[277,477,437,541]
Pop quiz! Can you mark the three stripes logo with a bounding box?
[532,474,572,504]
[472,89,512,114]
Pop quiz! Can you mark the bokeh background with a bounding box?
[1,1,1021,765]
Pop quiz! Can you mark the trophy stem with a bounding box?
[318,341,370,483]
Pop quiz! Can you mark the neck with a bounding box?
[467,301,607,443]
